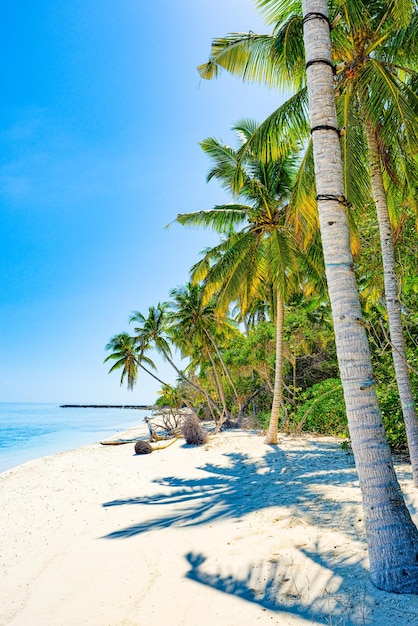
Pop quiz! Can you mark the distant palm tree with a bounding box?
[104,332,168,390]
[168,282,242,415]
[129,304,222,416]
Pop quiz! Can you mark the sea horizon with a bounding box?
[0,402,151,473]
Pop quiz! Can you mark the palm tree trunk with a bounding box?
[264,291,284,445]
[302,0,418,592]
[207,351,229,419]
[138,362,172,388]
[365,119,418,487]
[205,329,243,411]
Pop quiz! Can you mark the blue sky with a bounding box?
[0,0,286,404]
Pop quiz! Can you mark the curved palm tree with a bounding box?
[176,121,303,444]
[129,304,222,416]
[104,332,169,390]
[198,0,418,483]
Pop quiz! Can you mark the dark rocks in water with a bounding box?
[134,441,153,455]
[60,404,156,409]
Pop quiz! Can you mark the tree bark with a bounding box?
[205,328,243,411]
[302,0,418,592]
[207,350,229,418]
[365,119,418,486]
[265,291,284,444]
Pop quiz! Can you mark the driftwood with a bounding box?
[134,437,179,454]
[144,410,192,442]
[101,436,145,446]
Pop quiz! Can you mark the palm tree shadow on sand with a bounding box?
[184,539,418,625]
[102,443,417,624]
[102,443,361,539]
[184,548,370,625]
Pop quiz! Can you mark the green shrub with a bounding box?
[291,378,348,436]
[376,382,407,451]
[255,410,271,430]
[289,375,416,451]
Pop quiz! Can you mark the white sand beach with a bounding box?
[1,427,418,626]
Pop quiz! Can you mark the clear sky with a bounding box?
[0,0,287,404]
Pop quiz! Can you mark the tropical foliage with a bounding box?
[104,0,418,594]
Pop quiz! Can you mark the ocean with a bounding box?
[0,403,150,473]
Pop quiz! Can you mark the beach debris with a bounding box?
[181,414,208,446]
[144,411,184,441]
[101,437,146,446]
[134,441,153,455]
[134,436,180,455]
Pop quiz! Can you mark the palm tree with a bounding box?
[197,0,418,594]
[328,0,418,483]
[129,304,222,416]
[176,121,301,444]
[363,119,418,484]
[198,0,418,483]
[298,0,418,593]
[104,332,169,390]
[168,282,242,415]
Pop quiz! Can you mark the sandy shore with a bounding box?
[1,427,418,626]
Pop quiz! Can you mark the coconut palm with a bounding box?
[168,282,242,415]
[298,0,418,593]
[198,0,418,482]
[104,332,169,390]
[176,121,303,444]
[129,304,222,416]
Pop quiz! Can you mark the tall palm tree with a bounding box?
[298,0,418,593]
[176,121,301,444]
[197,0,418,483]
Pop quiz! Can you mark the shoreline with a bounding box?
[1,428,418,625]
[0,405,152,474]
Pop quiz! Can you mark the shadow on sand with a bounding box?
[102,443,360,538]
[102,440,417,625]
[184,548,369,625]
[184,536,418,626]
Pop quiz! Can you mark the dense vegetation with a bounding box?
[105,0,418,455]
[105,0,418,592]
[105,206,418,450]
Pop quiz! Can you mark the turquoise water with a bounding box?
[0,403,149,473]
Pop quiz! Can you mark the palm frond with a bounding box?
[336,88,372,211]
[237,88,310,164]
[387,0,416,27]
[385,14,418,68]
[198,32,283,88]
[256,0,302,26]
[267,228,298,298]
[357,61,418,151]
[232,118,260,145]
[176,205,249,233]
[287,140,318,243]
